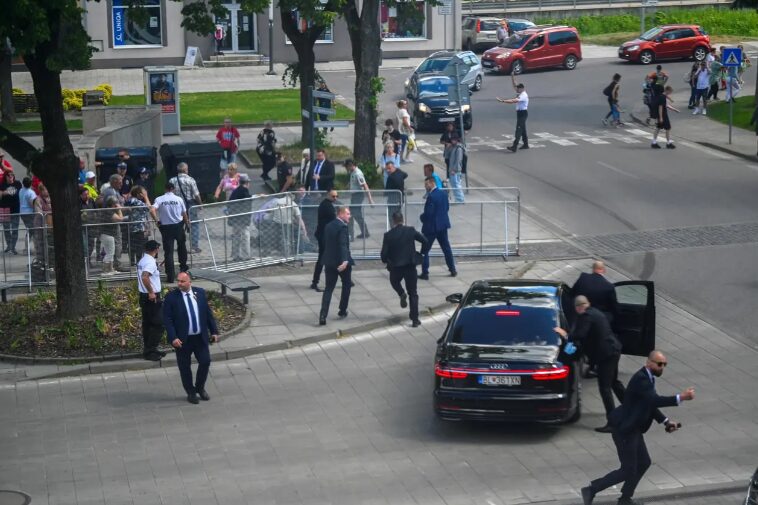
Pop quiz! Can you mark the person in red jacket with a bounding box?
[216,118,240,172]
[0,150,13,186]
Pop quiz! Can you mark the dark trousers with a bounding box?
[2,214,20,251]
[175,334,211,395]
[312,237,325,285]
[421,229,456,275]
[591,430,651,499]
[597,353,626,416]
[159,223,188,283]
[707,82,719,100]
[130,231,147,266]
[390,265,419,321]
[139,293,164,355]
[350,193,368,238]
[688,85,697,107]
[512,110,528,148]
[261,154,276,179]
[320,264,352,318]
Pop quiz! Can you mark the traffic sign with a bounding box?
[312,90,336,100]
[438,0,452,15]
[312,106,336,115]
[722,47,742,67]
[313,120,349,128]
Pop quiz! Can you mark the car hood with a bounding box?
[622,39,645,47]
[444,343,560,363]
[417,95,461,107]
[483,47,512,58]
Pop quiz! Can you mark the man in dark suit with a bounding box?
[305,148,335,193]
[381,212,428,327]
[319,206,353,325]
[555,295,625,432]
[384,161,407,216]
[573,260,618,323]
[310,189,338,292]
[419,176,457,280]
[162,272,220,404]
[581,350,695,505]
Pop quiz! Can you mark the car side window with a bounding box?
[548,31,565,46]
[464,54,478,67]
[662,30,677,41]
[464,19,475,30]
[526,35,544,50]
[679,28,696,38]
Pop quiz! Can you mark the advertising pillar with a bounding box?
[144,66,180,135]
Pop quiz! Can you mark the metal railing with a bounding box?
[0,186,521,287]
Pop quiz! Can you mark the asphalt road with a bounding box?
[323,55,758,346]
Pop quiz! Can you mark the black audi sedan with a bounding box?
[434,279,656,423]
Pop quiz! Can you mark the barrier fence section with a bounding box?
[0,187,520,287]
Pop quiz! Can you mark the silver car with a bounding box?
[404,50,484,95]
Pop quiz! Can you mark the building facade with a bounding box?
[82,0,462,69]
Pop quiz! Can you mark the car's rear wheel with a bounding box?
[639,50,655,65]
[473,74,483,91]
[464,115,473,130]
[564,54,578,70]
[510,59,524,75]
[693,46,707,61]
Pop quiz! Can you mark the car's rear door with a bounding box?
[613,281,655,356]
[672,28,697,58]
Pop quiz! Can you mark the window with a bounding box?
[677,28,696,39]
[548,30,578,46]
[112,0,163,48]
[381,1,426,40]
[525,35,544,50]
[463,18,475,30]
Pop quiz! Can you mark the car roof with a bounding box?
[508,18,534,23]
[519,25,576,35]
[659,24,700,28]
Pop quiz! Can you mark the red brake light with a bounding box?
[532,366,570,380]
[476,19,481,33]
[495,310,520,316]
[435,364,468,379]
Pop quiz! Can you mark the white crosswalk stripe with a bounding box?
[564,131,610,144]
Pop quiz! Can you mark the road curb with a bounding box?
[530,481,745,505]
[19,261,537,381]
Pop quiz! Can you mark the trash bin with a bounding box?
[95,146,158,184]
[159,141,223,196]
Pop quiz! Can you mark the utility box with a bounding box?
[144,66,180,135]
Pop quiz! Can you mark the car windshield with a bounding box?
[640,27,664,41]
[418,78,452,97]
[500,34,529,49]
[416,57,451,73]
[450,284,560,346]
[480,20,501,31]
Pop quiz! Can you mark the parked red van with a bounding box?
[481,25,582,75]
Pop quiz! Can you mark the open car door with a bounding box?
[613,281,655,356]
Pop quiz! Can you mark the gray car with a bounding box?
[404,50,484,96]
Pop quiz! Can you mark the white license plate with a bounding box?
[480,375,521,386]
[438,117,456,123]
[482,60,494,67]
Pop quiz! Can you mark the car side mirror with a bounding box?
[469,90,473,96]
[446,293,463,304]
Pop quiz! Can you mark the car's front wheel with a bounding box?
[464,116,473,130]
[472,74,483,91]
[639,50,655,65]
[693,46,707,61]
[564,54,578,70]
[510,59,524,75]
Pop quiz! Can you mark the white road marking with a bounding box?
[597,161,640,179]
[520,238,562,244]
[549,138,578,146]
[627,128,652,137]
[534,132,559,138]
[415,139,431,147]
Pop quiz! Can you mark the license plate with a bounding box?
[438,117,456,123]
[486,34,496,39]
[482,60,494,68]
[618,49,624,54]
[480,375,521,386]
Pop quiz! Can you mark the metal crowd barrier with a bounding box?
[0,186,520,288]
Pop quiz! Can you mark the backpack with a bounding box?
[602,82,615,97]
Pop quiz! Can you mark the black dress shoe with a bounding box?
[520,144,530,150]
[594,424,613,433]
[197,389,210,401]
[400,293,408,308]
[418,273,429,280]
[310,283,323,292]
[187,393,199,404]
[319,317,326,326]
[337,311,347,318]
[581,486,595,505]
[617,497,643,505]
[411,319,421,328]
[450,271,457,277]
[507,146,517,152]
[355,233,369,239]
[143,352,162,362]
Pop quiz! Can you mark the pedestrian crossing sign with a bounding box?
[722,47,742,67]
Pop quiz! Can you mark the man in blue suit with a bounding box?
[163,271,219,404]
[419,176,456,280]
[582,350,695,505]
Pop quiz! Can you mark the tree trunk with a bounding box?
[23,52,89,319]
[344,0,381,165]
[0,39,15,123]
[280,9,323,146]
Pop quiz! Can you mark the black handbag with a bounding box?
[413,251,424,266]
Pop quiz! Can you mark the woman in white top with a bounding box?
[395,100,414,163]
[378,143,401,187]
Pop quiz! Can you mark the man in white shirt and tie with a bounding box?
[162,272,219,404]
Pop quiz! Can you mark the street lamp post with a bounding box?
[266,1,276,75]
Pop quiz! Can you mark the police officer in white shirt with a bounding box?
[137,240,165,361]
[150,181,189,284]
[497,74,530,152]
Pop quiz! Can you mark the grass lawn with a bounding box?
[114,89,354,125]
[708,96,756,131]
[1,119,83,133]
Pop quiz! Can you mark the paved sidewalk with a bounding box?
[1,257,757,505]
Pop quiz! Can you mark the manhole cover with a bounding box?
[0,490,31,505]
